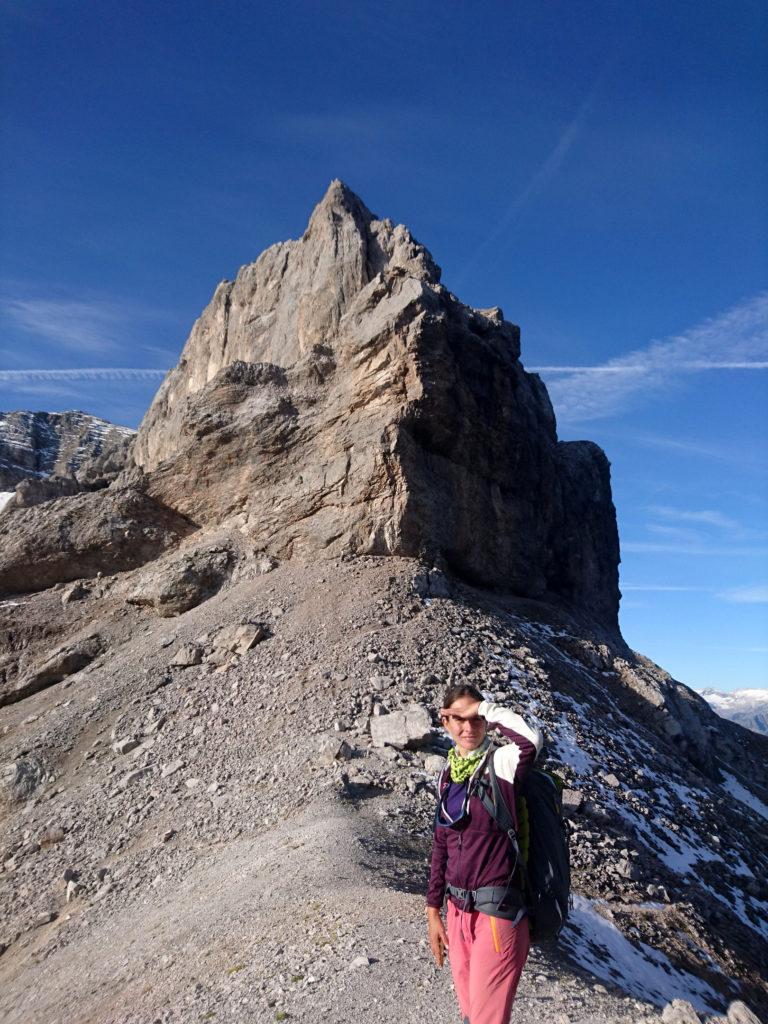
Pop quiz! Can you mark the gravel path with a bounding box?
[1,794,662,1024]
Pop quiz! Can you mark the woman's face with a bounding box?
[442,695,487,756]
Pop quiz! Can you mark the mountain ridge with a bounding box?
[0,410,135,509]
[699,688,768,736]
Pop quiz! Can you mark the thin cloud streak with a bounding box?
[622,541,768,557]
[621,584,710,592]
[643,505,767,544]
[539,292,768,424]
[530,363,768,373]
[2,293,184,354]
[457,69,610,284]
[648,507,742,531]
[718,584,768,604]
[0,369,168,383]
[2,382,85,401]
[622,432,764,465]
[4,299,127,353]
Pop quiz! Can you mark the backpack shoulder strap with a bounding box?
[486,752,518,834]
[473,749,531,894]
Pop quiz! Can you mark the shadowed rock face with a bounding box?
[134,181,621,632]
[0,487,195,597]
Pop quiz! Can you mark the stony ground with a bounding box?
[1,555,765,1023]
[0,796,666,1024]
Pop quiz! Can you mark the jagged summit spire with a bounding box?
[305,180,440,284]
[316,178,375,218]
[304,178,376,240]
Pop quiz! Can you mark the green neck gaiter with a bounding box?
[448,740,489,784]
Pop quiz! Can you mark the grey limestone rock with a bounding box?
[561,789,583,816]
[170,644,203,668]
[370,704,432,749]
[212,622,267,656]
[12,474,82,509]
[317,735,354,765]
[727,1002,765,1024]
[127,545,234,617]
[131,181,620,633]
[0,758,43,806]
[423,753,446,774]
[661,1000,702,1024]
[61,580,89,604]
[0,486,194,597]
[1,634,105,707]
[120,768,152,789]
[112,738,140,755]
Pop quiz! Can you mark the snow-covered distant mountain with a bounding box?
[0,410,134,491]
[699,688,768,735]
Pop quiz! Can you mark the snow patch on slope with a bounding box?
[563,895,723,1013]
[720,771,768,822]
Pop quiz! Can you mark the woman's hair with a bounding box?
[441,682,484,709]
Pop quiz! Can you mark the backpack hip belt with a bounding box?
[446,882,527,920]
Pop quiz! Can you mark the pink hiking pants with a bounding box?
[446,901,530,1024]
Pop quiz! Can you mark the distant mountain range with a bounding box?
[699,688,768,735]
[0,410,134,508]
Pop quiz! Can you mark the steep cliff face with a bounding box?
[135,181,620,632]
[0,410,134,490]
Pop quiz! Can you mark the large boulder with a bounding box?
[0,758,44,807]
[0,634,105,706]
[127,544,234,616]
[369,705,433,749]
[11,475,82,509]
[0,486,195,597]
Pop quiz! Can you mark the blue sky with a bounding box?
[1,0,766,691]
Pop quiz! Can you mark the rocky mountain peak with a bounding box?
[304,178,441,284]
[139,180,441,438]
[130,183,620,633]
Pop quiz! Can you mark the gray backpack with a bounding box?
[474,752,571,943]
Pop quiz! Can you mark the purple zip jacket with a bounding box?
[426,701,543,910]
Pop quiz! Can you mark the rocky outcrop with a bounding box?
[11,475,82,508]
[0,410,134,491]
[0,634,105,707]
[0,487,195,597]
[134,181,620,632]
[125,542,235,617]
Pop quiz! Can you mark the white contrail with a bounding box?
[0,368,169,383]
[455,69,610,285]
[537,292,768,423]
[529,363,768,374]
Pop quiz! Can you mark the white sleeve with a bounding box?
[479,700,544,785]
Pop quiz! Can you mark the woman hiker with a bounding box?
[426,683,543,1024]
